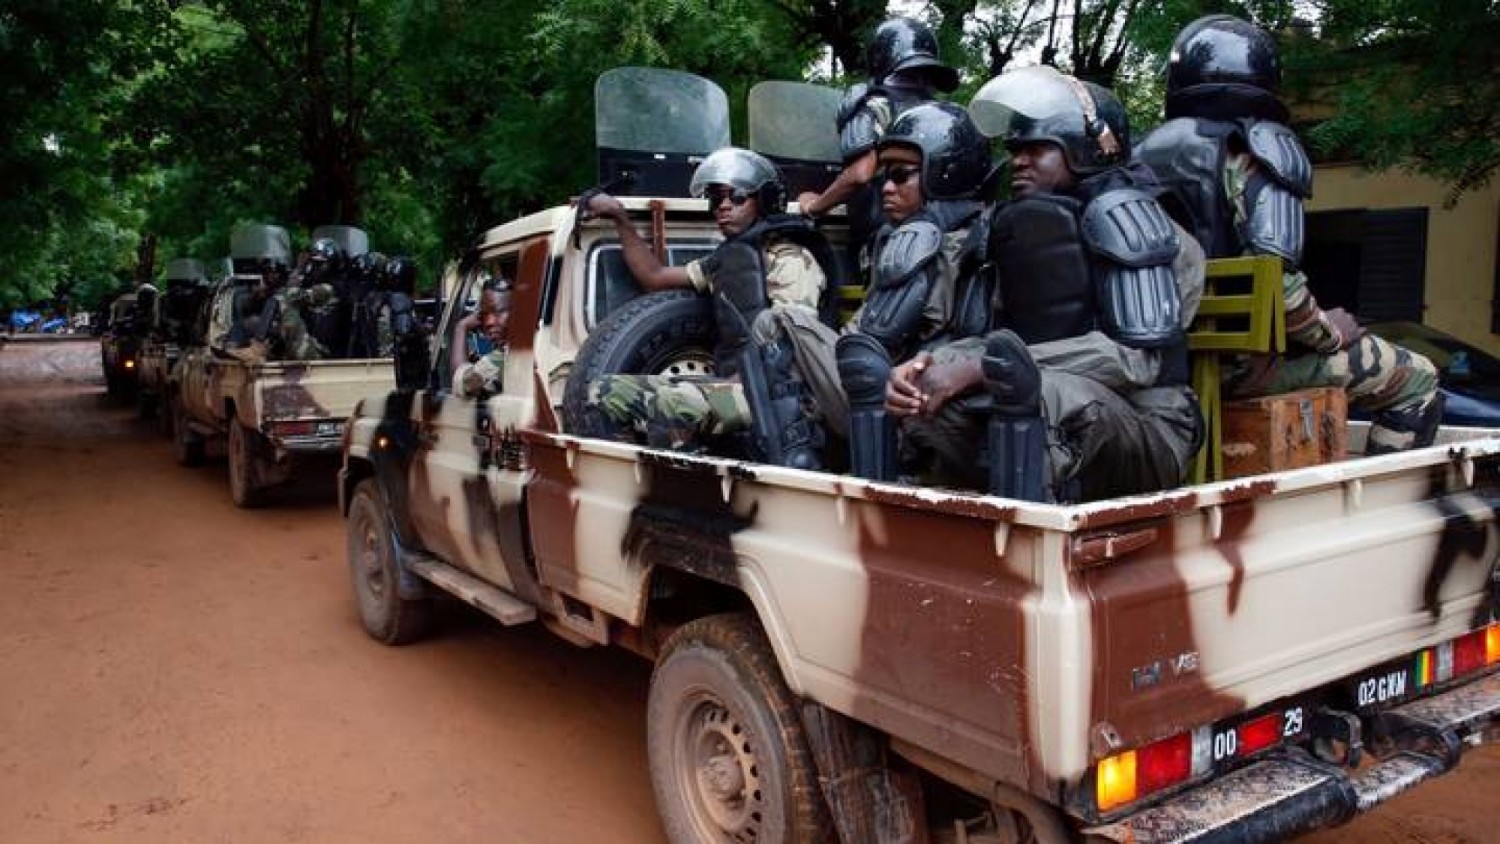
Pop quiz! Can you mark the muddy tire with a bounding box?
[647,612,832,844]
[345,479,432,645]
[172,396,204,467]
[156,394,174,438]
[560,290,716,436]
[227,420,266,508]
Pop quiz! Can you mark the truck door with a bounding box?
[405,244,539,602]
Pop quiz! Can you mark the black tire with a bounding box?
[561,290,716,435]
[156,394,174,439]
[345,479,432,645]
[647,613,832,844]
[227,420,265,508]
[172,396,205,467]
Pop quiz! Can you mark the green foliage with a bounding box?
[1295,0,1500,204]
[4,0,1498,309]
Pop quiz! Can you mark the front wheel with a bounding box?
[647,613,832,844]
[345,479,432,645]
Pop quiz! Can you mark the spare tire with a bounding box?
[562,290,717,436]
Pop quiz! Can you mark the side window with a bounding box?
[586,240,715,327]
[436,253,519,392]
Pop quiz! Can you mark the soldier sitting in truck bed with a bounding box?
[580,147,846,470]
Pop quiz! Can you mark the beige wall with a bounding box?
[1309,164,1500,355]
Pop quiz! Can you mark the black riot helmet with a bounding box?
[878,102,992,201]
[866,17,959,93]
[688,147,787,215]
[308,237,340,266]
[384,255,418,295]
[1165,14,1288,122]
[969,65,1129,176]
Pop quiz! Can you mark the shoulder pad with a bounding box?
[873,219,942,289]
[836,83,872,129]
[1082,189,1180,268]
[1246,121,1312,198]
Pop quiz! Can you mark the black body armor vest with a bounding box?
[987,196,1099,345]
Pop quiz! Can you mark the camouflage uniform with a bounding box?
[274,284,333,361]
[590,237,841,449]
[1221,154,1440,451]
[458,347,508,398]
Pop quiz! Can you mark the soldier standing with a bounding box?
[795,17,960,273]
[583,147,842,469]
[1135,14,1442,453]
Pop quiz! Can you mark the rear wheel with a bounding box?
[346,479,432,645]
[648,613,832,844]
[227,421,267,508]
[172,396,204,467]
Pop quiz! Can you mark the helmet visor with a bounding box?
[968,66,1086,147]
[688,148,778,198]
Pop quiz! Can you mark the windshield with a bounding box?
[1370,322,1500,400]
[748,81,842,164]
[595,67,730,155]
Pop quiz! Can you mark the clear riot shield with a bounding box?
[311,224,370,257]
[748,81,843,198]
[163,258,207,287]
[229,224,292,274]
[595,67,731,197]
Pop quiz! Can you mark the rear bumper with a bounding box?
[1084,670,1500,844]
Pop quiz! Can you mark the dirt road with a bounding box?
[0,339,1495,843]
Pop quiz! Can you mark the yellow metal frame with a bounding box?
[836,284,866,326]
[1189,255,1286,484]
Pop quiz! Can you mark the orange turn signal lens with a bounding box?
[1096,750,1137,813]
[1487,624,1500,666]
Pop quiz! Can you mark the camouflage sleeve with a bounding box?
[764,241,825,311]
[1225,152,1342,353]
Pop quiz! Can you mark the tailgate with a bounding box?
[252,358,393,426]
[1058,448,1500,832]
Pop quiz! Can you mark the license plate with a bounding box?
[1351,664,1413,709]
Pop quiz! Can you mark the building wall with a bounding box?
[1309,163,1500,355]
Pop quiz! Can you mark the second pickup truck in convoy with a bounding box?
[170,224,393,507]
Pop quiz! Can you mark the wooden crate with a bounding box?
[1220,387,1347,479]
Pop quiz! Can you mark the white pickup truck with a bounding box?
[170,225,393,507]
[338,71,1500,842]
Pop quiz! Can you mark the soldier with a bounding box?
[796,17,960,272]
[835,101,992,481]
[582,147,842,469]
[374,255,420,358]
[1135,14,1442,453]
[452,282,512,398]
[862,66,1204,502]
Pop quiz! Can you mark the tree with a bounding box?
[1293,0,1500,204]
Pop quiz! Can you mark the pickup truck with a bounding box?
[339,71,1500,842]
[170,225,394,507]
[99,292,142,400]
[138,259,212,434]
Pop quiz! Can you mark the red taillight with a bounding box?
[1237,712,1281,757]
[1453,629,1488,677]
[1137,733,1192,794]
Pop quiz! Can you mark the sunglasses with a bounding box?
[705,187,753,208]
[878,164,921,186]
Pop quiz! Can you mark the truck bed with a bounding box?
[519,421,1500,832]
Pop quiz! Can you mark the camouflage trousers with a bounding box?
[1226,333,1440,452]
[588,306,846,451]
[899,339,1201,502]
[276,299,326,361]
